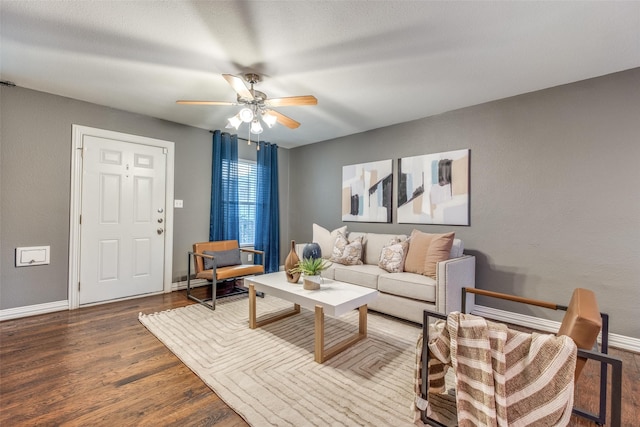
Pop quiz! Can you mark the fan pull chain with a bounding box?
[246,128,259,150]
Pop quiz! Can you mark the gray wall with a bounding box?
[0,86,290,309]
[2,70,638,339]
[289,69,640,339]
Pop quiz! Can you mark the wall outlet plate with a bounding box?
[174,199,183,208]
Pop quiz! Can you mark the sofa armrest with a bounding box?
[436,255,476,314]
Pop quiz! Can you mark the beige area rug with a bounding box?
[139,295,422,426]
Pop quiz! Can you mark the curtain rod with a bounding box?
[209,131,276,149]
[209,130,250,143]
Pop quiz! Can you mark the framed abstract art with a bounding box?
[342,159,393,223]
[397,149,470,225]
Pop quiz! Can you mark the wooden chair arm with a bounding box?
[240,248,264,255]
[189,251,215,260]
[462,287,560,312]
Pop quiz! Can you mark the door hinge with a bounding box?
[79,215,82,225]
[78,282,81,291]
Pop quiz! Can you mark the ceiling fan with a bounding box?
[176,73,317,133]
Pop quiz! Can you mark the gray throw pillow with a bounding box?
[202,249,241,270]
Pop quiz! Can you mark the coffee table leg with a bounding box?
[359,304,367,336]
[315,304,368,363]
[249,283,301,329]
[249,283,257,329]
[314,305,325,363]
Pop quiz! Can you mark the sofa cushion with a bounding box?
[330,232,363,265]
[321,263,336,280]
[404,230,455,279]
[313,223,347,259]
[347,231,366,243]
[202,249,241,269]
[378,239,409,273]
[378,272,437,303]
[334,264,385,289]
[362,233,408,265]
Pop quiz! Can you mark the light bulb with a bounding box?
[239,107,254,123]
[226,114,241,130]
[262,111,277,128]
[250,119,263,134]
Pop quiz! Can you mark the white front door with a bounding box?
[79,135,167,304]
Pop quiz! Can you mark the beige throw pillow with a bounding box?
[404,230,455,278]
[378,238,409,273]
[330,231,363,265]
[312,223,347,259]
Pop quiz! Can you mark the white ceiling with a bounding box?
[1,1,639,149]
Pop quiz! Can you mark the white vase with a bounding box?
[303,274,323,290]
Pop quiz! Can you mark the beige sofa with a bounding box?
[296,231,475,324]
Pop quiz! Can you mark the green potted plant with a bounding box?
[290,257,332,290]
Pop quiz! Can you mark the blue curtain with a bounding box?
[255,141,280,273]
[209,130,239,241]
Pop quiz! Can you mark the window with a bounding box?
[237,159,257,246]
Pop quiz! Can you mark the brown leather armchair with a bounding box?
[187,240,264,310]
[418,287,622,426]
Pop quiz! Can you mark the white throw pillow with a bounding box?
[330,231,363,265]
[378,238,409,273]
[312,223,347,259]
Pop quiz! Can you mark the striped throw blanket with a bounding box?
[425,312,577,427]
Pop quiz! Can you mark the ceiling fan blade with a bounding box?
[176,100,236,105]
[266,109,300,129]
[265,95,317,107]
[223,74,254,101]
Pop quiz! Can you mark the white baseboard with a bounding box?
[0,300,69,321]
[172,279,210,291]
[472,305,640,353]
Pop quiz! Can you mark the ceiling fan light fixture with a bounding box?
[239,107,254,123]
[262,111,277,128]
[226,113,242,130]
[178,73,314,134]
[250,119,263,135]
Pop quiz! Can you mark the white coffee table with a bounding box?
[246,271,379,363]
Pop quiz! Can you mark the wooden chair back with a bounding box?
[192,240,240,275]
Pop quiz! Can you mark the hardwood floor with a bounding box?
[1,290,638,426]
[1,290,248,426]
[571,344,638,426]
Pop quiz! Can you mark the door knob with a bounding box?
[157,228,164,235]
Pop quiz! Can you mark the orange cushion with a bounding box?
[557,288,602,379]
[196,264,264,281]
[423,232,455,278]
[404,230,455,279]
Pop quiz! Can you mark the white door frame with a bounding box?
[68,125,175,309]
